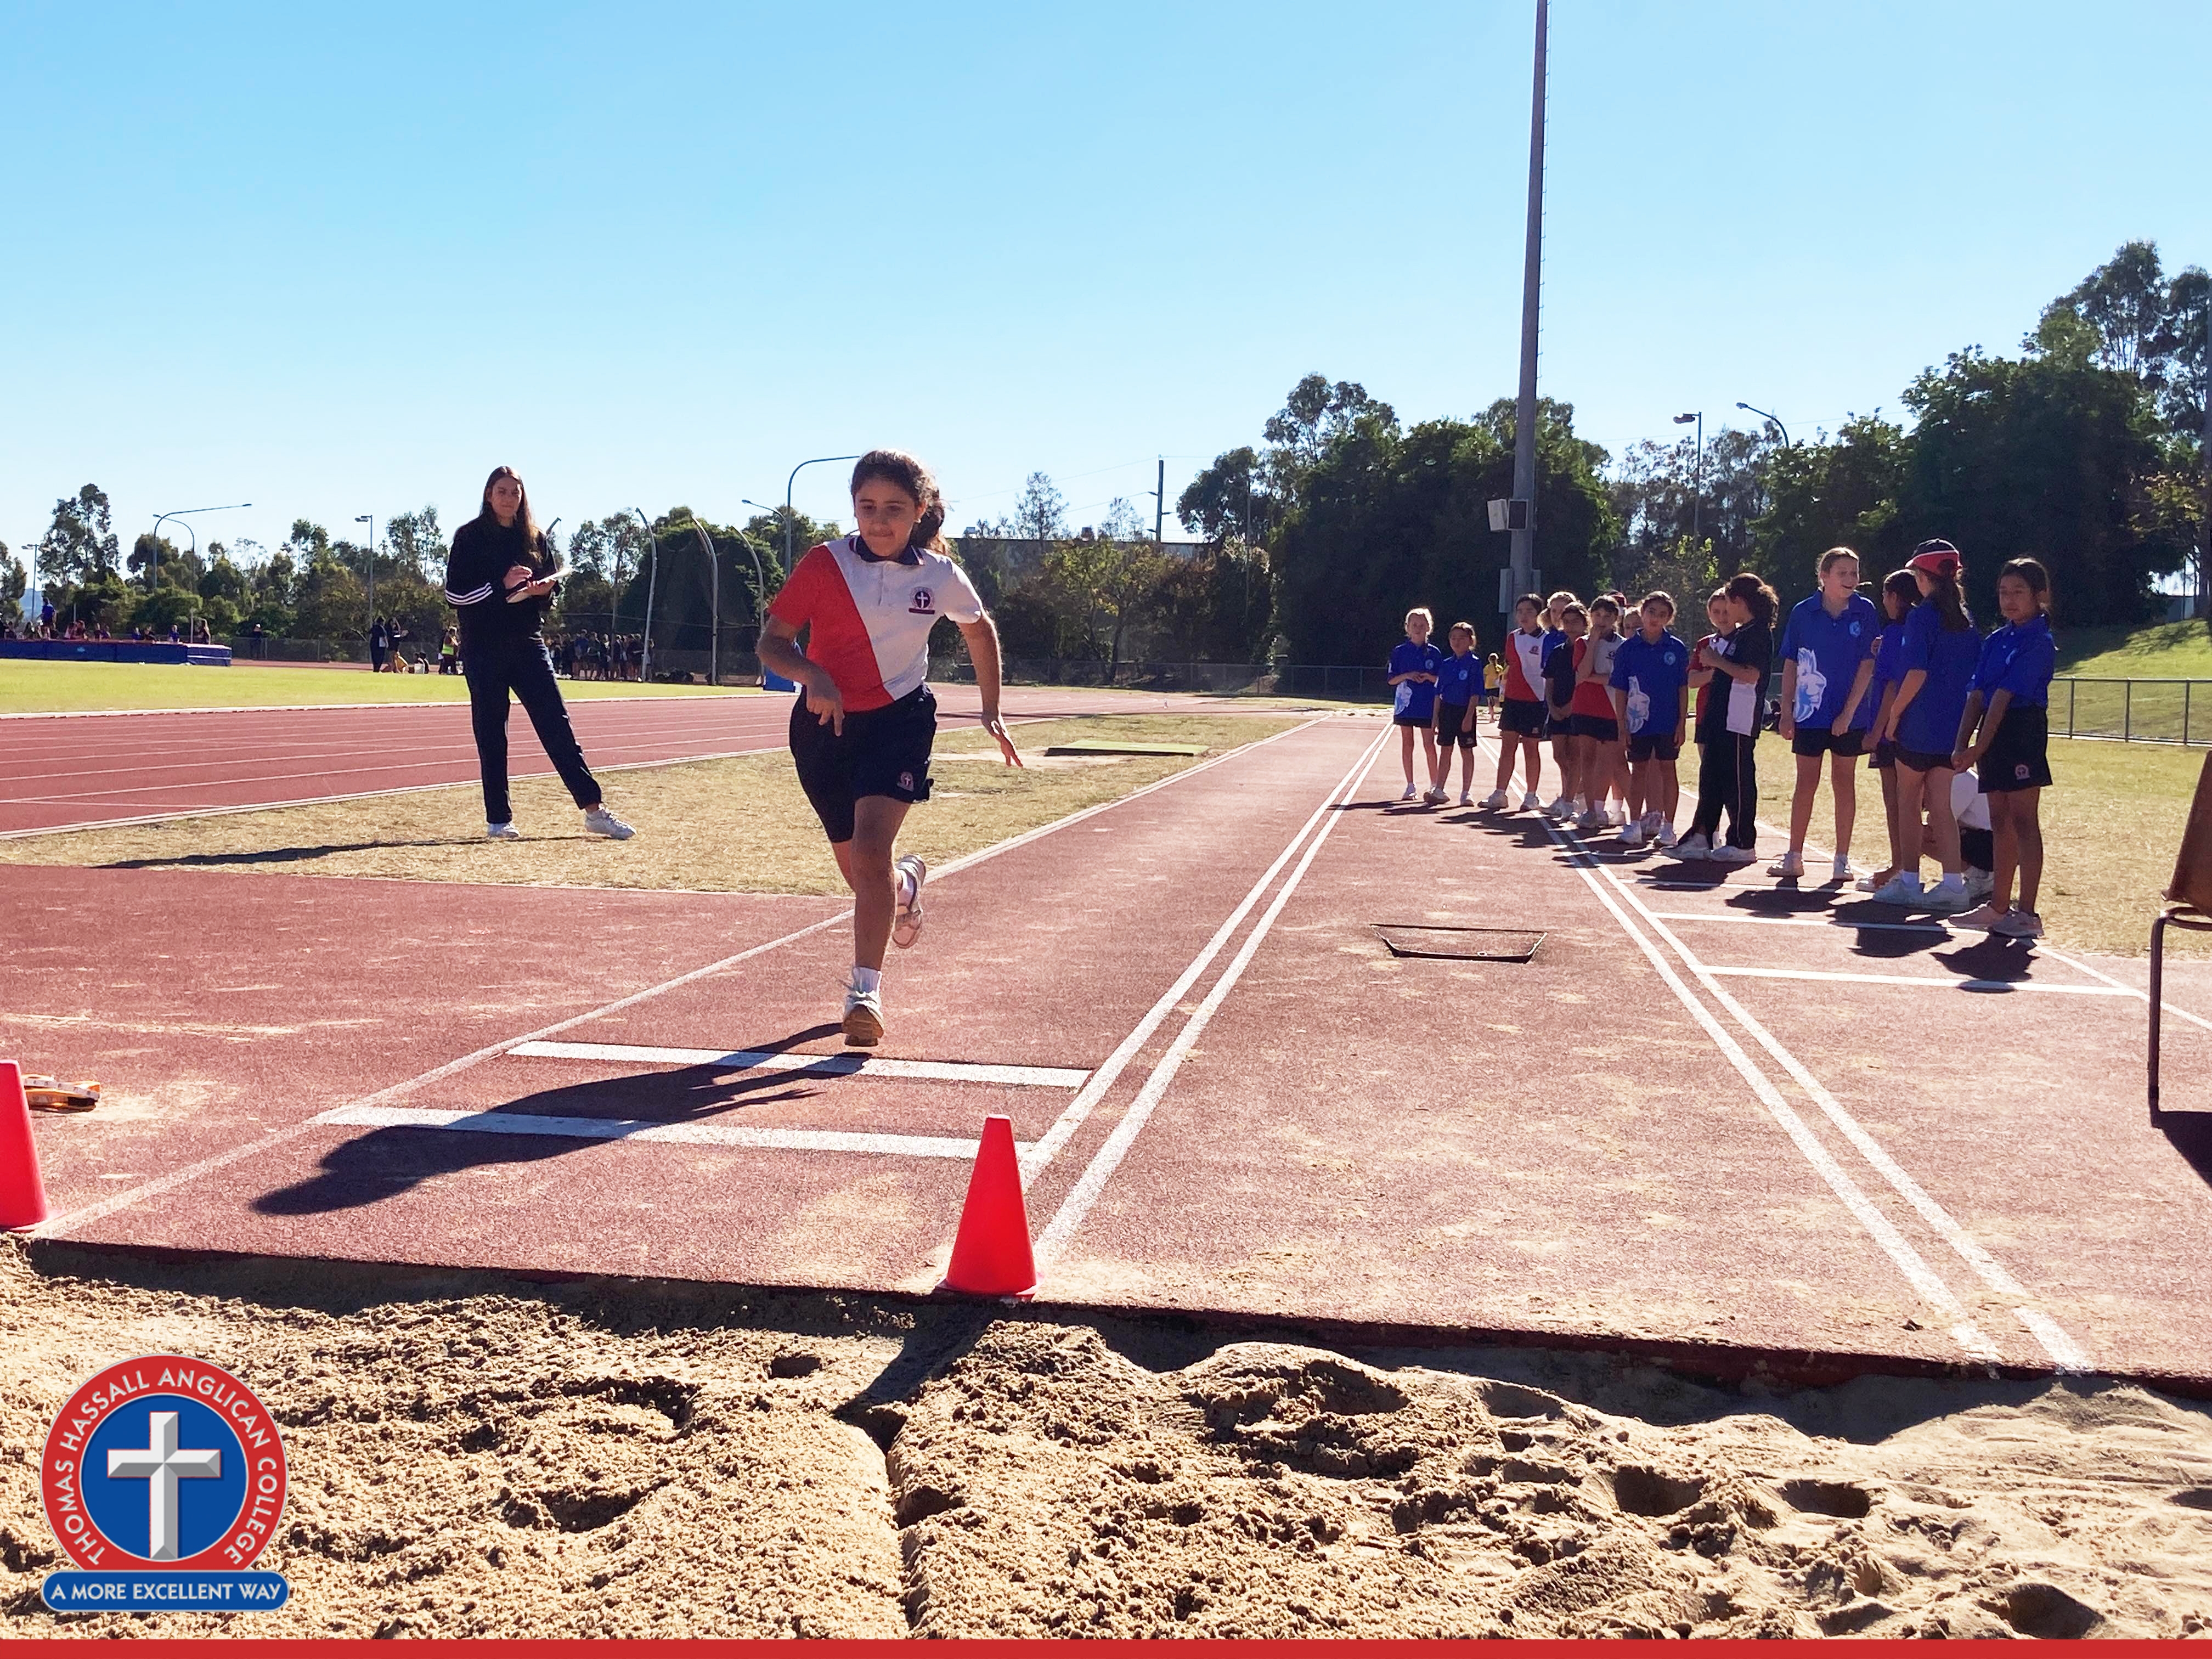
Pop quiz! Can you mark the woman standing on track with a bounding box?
[444,465,635,843]
[757,449,1022,1048]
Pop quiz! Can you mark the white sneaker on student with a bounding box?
[1951,902,2010,931]
[1458,789,1474,806]
[1482,788,1509,809]
[1921,878,1971,914]
[1423,786,1449,806]
[1962,868,1995,905]
[893,854,928,950]
[1992,908,2043,939]
[1768,850,1805,879]
[1667,832,1711,860]
[1708,844,1757,866]
[1831,855,1854,883]
[583,806,635,840]
[1869,874,1924,906]
[1520,791,1544,812]
[486,821,522,840]
[842,984,884,1047]
[1576,806,1607,831]
[1400,782,1419,801]
[1655,822,1679,849]
[1619,821,1647,849]
[1545,794,1573,819]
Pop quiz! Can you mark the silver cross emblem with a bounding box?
[106,1411,223,1560]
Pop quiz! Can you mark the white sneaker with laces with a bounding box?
[1869,874,1924,906]
[1993,909,2043,939]
[1708,844,1757,866]
[1400,782,1419,801]
[1546,794,1572,819]
[893,854,928,950]
[1951,902,2009,931]
[1576,807,1606,831]
[486,821,521,840]
[1520,791,1543,811]
[583,805,635,840]
[1768,850,1805,879]
[1667,832,1711,859]
[1831,855,1854,883]
[842,984,884,1047]
[1619,822,1647,849]
[1423,786,1448,806]
[1962,868,1995,904]
[1920,879,1971,914]
[1655,822,1679,849]
[1481,789,1509,809]
[1458,789,1474,806]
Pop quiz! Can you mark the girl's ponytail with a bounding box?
[1929,571,1971,633]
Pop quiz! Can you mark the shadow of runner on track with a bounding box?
[252,1025,845,1216]
[96,837,491,870]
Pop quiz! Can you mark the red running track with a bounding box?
[0,686,1287,837]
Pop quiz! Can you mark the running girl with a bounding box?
[1609,591,1690,848]
[1857,568,1922,894]
[1673,573,1775,865]
[1541,602,1588,819]
[444,465,635,843]
[1571,596,1627,830]
[1430,621,1482,805]
[757,450,1022,1047]
[1869,540,1979,912]
[1485,592,1549,810]
[1771,548,1878,882]
[1951,558,2056,938]
[1482,653,1503,721]
[1387,607,1444,802]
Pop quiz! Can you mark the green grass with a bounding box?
[0,659,757,714]
[2055,618,2212,680]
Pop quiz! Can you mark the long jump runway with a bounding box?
[11,715,2212,1385]
[0,685,1281,837]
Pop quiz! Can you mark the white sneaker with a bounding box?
[1400,782,1419,801]
[1545,794,1573,819]
[842,984,884,1047]
[1482,789,1509,809]
[1576,807,1607,831]
[1619,822,1647,849]
[1993,909,2043,939]
[1520,791,1543,812]
[1831,855,1854,883]
[893,854,927,950]
[486,821,522,840]
[1458,789,1474,806]
[1921,880,1971,914]
[1768,850,1805,879]
[1667,832,1712,860]
[1423,786,1448,806]
[1869,874,1924,906]
[1709,844,1757,866]
[1655,822,1679,849]
[1952,902,2010,931]
[583,805,635,840]
[1962,868,1995,904]
[1857,869,1897,893]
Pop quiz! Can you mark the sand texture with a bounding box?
[5,1242,2211,1639]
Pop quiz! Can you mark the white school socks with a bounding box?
[851,965,883,995]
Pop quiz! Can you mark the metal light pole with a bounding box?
[1508,0,1548,601]
[632,508,657,682]
[785,454,863,574]
[1673,412,1703,545]
[666,515,720,686]
[149,501,251,592]
[1735,401,1790,447]
[354,514,375,647]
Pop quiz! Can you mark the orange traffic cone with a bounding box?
[0,1061,50,1232]
[936,1115,1036,1300]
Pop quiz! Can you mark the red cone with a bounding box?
[936,1115,1036,1299]
[0,1061,50,1232]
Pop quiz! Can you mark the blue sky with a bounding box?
[4,1,2207,575]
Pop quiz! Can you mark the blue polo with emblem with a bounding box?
[1607,628,1690,735]
[1778,592,1880,730]
[1389,639,1443,722]
[1970,613,2055,708]
[1435,649,1481,708]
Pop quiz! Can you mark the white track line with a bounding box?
[1481,737,2017,1364]
[1018,728,1386,1185]
[2030,941,2212,1037]
[29,716,1325,1239]
[1700,965,2134,996]
[1645,911,1949,934]
[509,1040,1087,1088]
[1520,758,2094,1372]
[318,1104,1005,1160]
[1034,728,1388,1263]
[0,694,753,721]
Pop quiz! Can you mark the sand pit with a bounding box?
[5,1240,2211,1638]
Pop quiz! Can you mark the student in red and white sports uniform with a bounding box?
[1482,591,1548,810]
[758,450,1022,1047]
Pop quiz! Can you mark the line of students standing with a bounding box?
[1382,536,2058,940]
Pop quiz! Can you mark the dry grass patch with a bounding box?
[0,715,1306,895]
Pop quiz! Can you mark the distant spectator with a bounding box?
[369,616,391,673]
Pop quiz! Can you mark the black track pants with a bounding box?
[464,635,601,825]
[1690,730,1758,850]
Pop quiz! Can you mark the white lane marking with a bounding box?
[1020,726,1388,1184]
[2030,940,2212,1036]
[1034,729,1389,1263]
[1552,791,2096,1372]
[1701,965,2135,996]
[31,718,1327,1238]
[317,1104,1003,1160]
[1480,740,2002,1362]
[1645,911,1949,934]
[509,1040,1088,1088]
[0,693,755,721]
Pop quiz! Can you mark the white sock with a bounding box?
[851,966,882,995]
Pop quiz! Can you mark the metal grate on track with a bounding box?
[1372,924,1546,963]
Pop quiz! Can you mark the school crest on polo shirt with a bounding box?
[907,588,935,616]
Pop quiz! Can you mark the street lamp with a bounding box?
[632,508,656,682]
[1735,401,1791,447]
[149,501,251,592]
[663,514,720,687]
[785,454,862,576]
[354,514,375,647]
[1672,412,1703,545]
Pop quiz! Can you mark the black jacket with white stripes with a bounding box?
[444,516,551,645]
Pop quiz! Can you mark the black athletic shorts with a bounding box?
[1499,697,1547,738]
[1961,825,1995,872]
[1570,712,1620,743]
[1979,703,2052,792]
[1893,743,1954,775]
[1626,730,1680,763]
[789,682,936,844]
[1792,725,1867,758]
[1867,737,1898,771]
[1433,702,1476,748]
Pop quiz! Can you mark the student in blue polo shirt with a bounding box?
[1869,540,1980,911]
[1428,620,1482,804]
[1856,568,1923,893]
[1951,557,2057,939]
[1387,607,1444,802]
[1771,548,1880,883]
[1608,591,1690,849]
